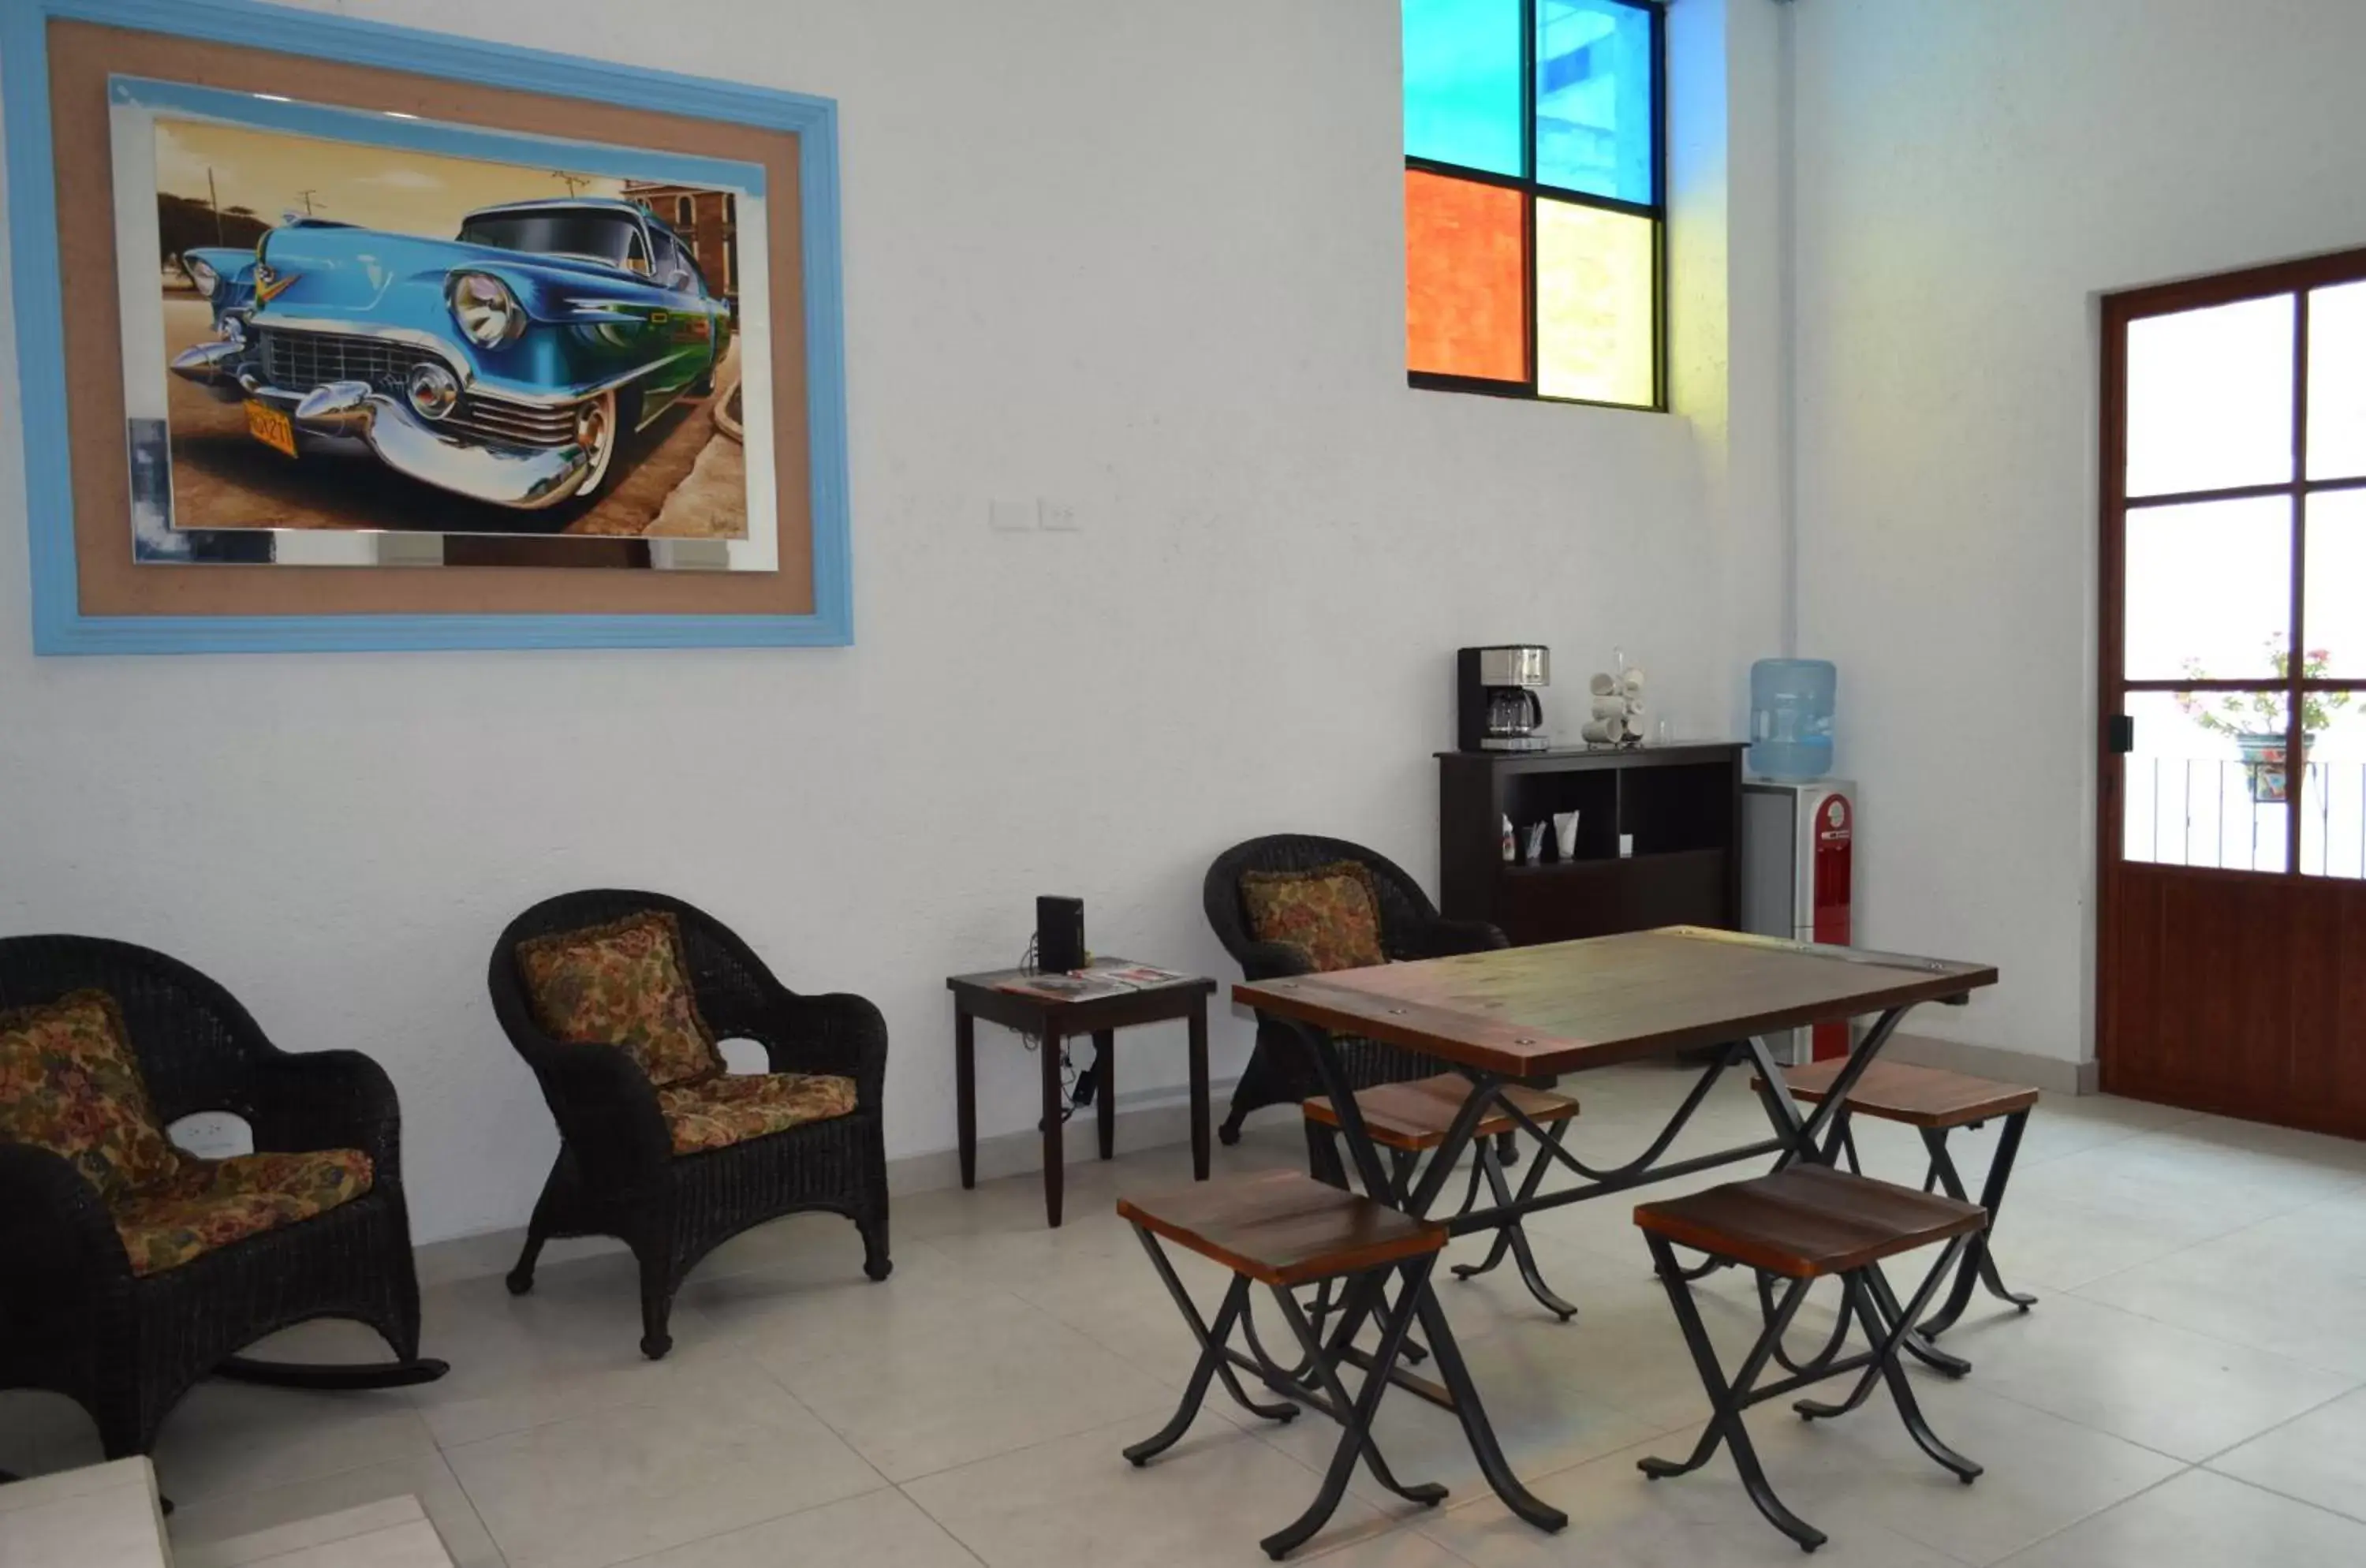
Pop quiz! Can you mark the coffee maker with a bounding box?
[1457,646,1552,752]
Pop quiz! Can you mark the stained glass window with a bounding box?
[1404,0,1525,177]
[1403,0,1662,410]
[1406,171,1528,381]
[1536,200,1654,403]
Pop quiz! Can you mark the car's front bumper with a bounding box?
[170,349,595,510]
[287,380,595,510]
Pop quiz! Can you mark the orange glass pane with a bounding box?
[1406,170,1527,383]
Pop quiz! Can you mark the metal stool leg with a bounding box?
[1917,1112,2038,1338]
[1258,1256,1446,1559]
[1638,1234,1827,1553]
[1755,1266,1854,1379]
[1845,1240,1983,1483]
[1271,1271,1446,1509]
[1792,1275,1888,1421]
[1124,1229,1299,1464]
[1862,1259,1972,1379]
[1125,1271,1256,1464]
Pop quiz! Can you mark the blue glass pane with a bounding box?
[1536,0,1655,204]
[1404,0,1524,177]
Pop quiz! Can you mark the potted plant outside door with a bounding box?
[2174,644,2349,805]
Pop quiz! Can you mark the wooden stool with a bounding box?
[1759,1059,2040,1338]
[1303,1073,1583,1320]
[1634,1165,1989,1553]
[1118,1170,1451,1559]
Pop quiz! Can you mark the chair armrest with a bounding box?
[1392,916,1510,961]
[1237,939,1319,983]
[736,992,888,1109]
[243,1049,403,1175]
[0,1142,131,1291]
[528,1040,674,1189]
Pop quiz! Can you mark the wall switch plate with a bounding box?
[989,498,1035,533]
[1039,500,1080,532]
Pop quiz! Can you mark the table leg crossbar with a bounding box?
[1122,1226,1446,1560]
[1640,1230,1982,1554]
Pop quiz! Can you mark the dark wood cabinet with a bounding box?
[1439,745,1745,946]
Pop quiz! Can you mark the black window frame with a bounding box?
[1405,0,1668,413]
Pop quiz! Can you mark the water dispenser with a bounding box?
[1748,659,1836,781]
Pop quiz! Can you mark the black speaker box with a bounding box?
[1036,895,1085,974]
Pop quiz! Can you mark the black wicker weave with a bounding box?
[1204,835,1508,1144]
[0,935,441,1464]
[487,890,890,1360]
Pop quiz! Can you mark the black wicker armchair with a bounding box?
[0,935,444,1466]
[1204,835,1509,1144]
[488,890,890,1360]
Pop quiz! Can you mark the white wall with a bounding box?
[1789,0,2366,1064]
[0,0,1780,1240]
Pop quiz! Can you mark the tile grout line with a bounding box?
[431,1349,893,1568]
[708,1243,1188,1489]
[2189,1454,2366,1534]
[158,1445,503,1567]
[2189,1379,2366,1471]
[1989,1462,2366,1566]
[1981,1463,2200,1566]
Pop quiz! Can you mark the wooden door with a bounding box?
[2099,250,2366,1138]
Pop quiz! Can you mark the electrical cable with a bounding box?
[1013,935,1090,1125]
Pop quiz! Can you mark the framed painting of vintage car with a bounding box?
[2,0,851,652]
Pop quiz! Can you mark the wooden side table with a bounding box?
[946,965,1216,1226]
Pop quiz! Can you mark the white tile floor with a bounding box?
[9,1062,2366,1566]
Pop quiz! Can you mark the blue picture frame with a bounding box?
[1,0,853,654]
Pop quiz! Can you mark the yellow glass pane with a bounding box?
[1536,200,1654,405]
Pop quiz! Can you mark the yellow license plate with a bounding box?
[244,399,297,458]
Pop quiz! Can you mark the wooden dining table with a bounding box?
[1235,924,1998,1535]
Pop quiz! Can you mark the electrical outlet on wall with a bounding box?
[989,498,1035,533]
[1039,499,1080,532]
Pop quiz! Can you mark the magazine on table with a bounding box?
[992,961,1193,1002]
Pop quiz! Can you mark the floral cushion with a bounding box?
[110,1148,375,1277]
[516,912,722,1089]
[1239,862,1388,973]
[656,1072,858,1155]
[0,989,184,1205]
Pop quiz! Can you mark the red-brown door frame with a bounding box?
[2098,245,2366,1123]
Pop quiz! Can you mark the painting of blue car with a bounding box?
[152,116,751,541]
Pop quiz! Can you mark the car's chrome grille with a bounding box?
[261,328,439,394]
[446,394,578,449]
[260,328,579,449]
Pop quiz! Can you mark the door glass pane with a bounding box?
[2300,693,2366,879]
[2125,295,2295,498]
[2307,280,2366,480]
[2124,496,2293,681]
[1404,0,1525,176]
[1405,170,1528,383]
[1536,0,1655,205]
[2123,690,2289,873]
[2304,491,2366,678]
[1535,200,1654,405]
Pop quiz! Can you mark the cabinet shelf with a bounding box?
[1499,847,1727,877]
[1440,748,1743,946]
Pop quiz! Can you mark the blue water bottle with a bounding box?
[1748,659,1836,781]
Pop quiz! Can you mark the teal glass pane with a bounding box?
[1536,0,1655,205]
[1404,0,1524,177]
